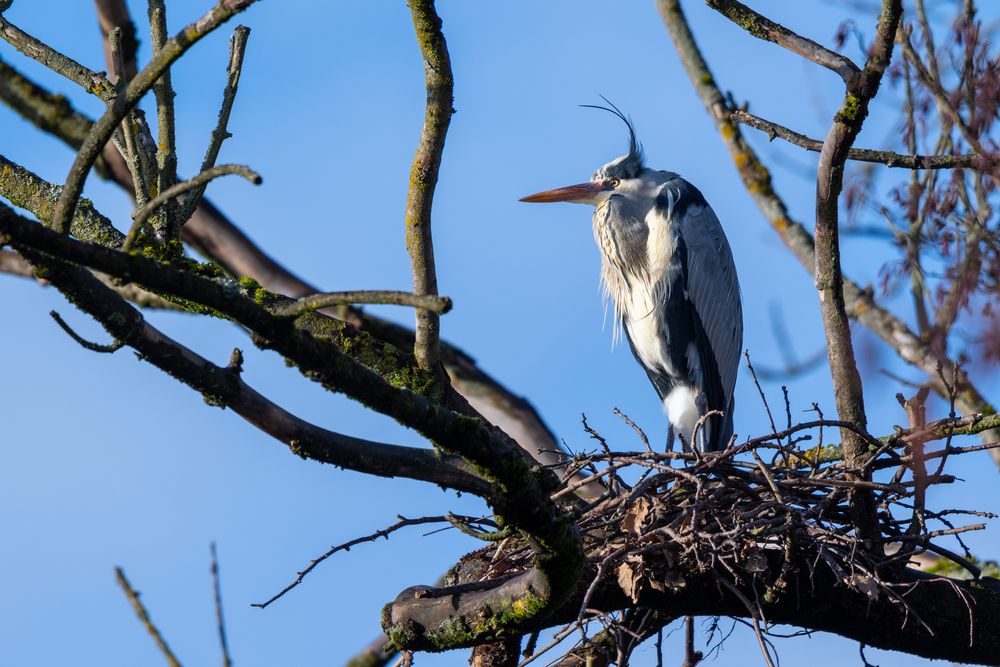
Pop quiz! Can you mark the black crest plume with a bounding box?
[580,95,644,173]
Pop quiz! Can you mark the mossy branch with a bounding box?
[404,0,454,370]
[277,290,452,318]
[706,0,860,83]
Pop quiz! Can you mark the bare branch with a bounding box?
[254,514,492,610]
[147,0,180,238]
[0,14,116,101]
[2,222,490,495]
[277,290,452,318]
[124,164,261,249]
[209,544,233,667]
[49,0,260,235]
[108,26,153,209]
[812,0,901,548]
[49,310,124,353]
[115,567,184,667]
[404,0,453,369]
[706,0,860,84]
[732,109,998,171]
[95,0,139,82]
[179,25,250,224]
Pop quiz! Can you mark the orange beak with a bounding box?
[519,180,610,204]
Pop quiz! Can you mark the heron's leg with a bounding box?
[694,392,710,452]
[666,424,675,452]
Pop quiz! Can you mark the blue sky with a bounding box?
[1,1,998,665]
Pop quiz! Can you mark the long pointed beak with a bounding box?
[519,181,609,203]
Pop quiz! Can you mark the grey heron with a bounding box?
[520,106,743,452]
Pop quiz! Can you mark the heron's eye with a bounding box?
[608,178,621,188]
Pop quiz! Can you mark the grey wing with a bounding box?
[660,178,743,415]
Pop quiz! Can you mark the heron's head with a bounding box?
[520,100,647,207]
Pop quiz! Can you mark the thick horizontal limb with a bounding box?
[705,0,860,84]
[386,536,1000,664]
[0,248,181,310]
[732,109,998,170]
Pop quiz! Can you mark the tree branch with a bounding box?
[124,163,261,249]
[812,0,901,548]
[0,13,117,101]
[179,24,249,224]
[655,0,1000,469]
[732,109,998,171]
[6,233,489,495]
[386,521,1000,664]
[95,0,139,83]
[404,0,453,370]
[147,0,180,238]
[116,567,184,667]
[50,0,260,235]
[706,0,860,84]
[276,290,452,318]
[0,38,570,475]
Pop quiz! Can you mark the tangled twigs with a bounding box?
[401,416,999,662]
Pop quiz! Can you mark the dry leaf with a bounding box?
[847,573,880,601]
[616,555,644,603]
[622,497,652,536]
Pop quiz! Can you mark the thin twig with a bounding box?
[115,567,183,667]
[146,0,179,238]
[179,25,250,224]
[253,514,486,609]
[732,109,997,171]
[108,27,153,210]
[50,310,123,353]
[210,543,233,667]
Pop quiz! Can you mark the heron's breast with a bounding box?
[623,282,673,376]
